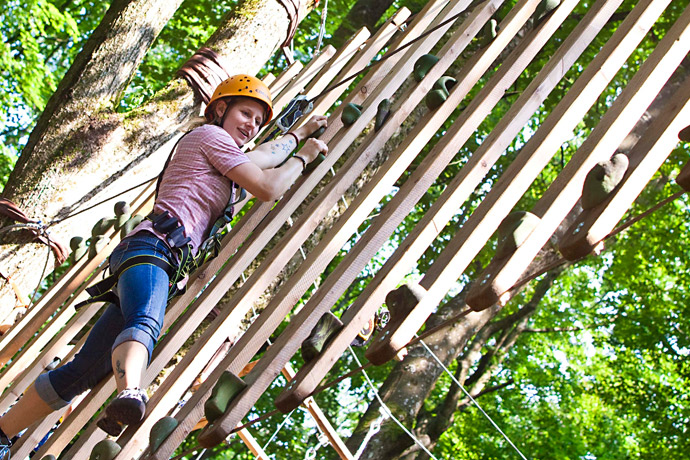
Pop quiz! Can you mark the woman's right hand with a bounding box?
[299,138,328,163]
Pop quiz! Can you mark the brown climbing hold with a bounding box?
[581,153,629,210]
[301,311,343,362]
[365,282,427,365]
[495,211,541,259]
[204,370,246,423]
[679,125,690,142]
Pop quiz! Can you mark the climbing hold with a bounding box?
[375,99,392,132]
[69,236,88,264]
[69,236,84,251]
[204,371,246,423]
[88,235,108,259]
[495,211,541,259]
[89,439,121,460]
[679,125,690,142]
[581,153,629,210]
[481,19,498,47]
[40,456,57,460]
[413,54,439,82]
[301,311,343,362]
[304,153,326,175]
[114,201,130,217]
[425,76,457,111]
[114,201,131,229]
[150,416,178,452]
[341,103,363,126]
[535,0,560,24]
[309,126,326,139]
[92,217,116,237]
[120,214,144,239]
[364,282,427,364]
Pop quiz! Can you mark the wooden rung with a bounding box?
[276,0,605,416]
[466,0,690,310]
[558,83,690,260]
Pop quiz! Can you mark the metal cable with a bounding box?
[418,339,528,460]
[347,346,439,460]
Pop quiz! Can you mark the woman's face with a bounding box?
[217,98,266,146]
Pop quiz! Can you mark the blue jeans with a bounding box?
[35,232,175,409]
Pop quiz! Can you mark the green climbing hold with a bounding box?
[114,201,130,216]
[90,439,121,460]
[69,236,87,264]
[679,125,690,142]
[150,416,178,452]
[304,153,326,175]
[92,217,116,237]
[375,99,392,132]
[581,153,629,210]
[204,371,247,423]
[341,103,363,126]
[88,235,108,259]
[413,54,439,82]
[114,201,131,229]
[481,19,498,47]
[495,211,541,259]
[69,236,84,251]
[301,311,343,362]
[535,0,560,23]
[309,126,326,139]
[425,76,457,111]
[120,214,144,239]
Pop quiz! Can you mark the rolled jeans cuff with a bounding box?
[35,372,71,410]
[113,327,156,362]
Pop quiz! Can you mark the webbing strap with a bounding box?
[75,254,175,310]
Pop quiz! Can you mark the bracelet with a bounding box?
[292,154,307,171]
[285,132,300,145]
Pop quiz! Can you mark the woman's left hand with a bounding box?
[294,115,328,141]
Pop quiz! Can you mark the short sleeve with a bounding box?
[199,125,251,176]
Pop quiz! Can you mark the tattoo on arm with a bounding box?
[116,360,125,379]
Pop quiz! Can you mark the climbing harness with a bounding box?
[76,133,247,310]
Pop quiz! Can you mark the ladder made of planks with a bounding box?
[2,0,689,458]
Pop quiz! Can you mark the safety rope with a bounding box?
[418,339,529,460]
[47,176,156,227]
[315,0,329,52]
[348,345,440,460]
[262,409,295,452]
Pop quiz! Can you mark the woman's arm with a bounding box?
[247,115,327,169]
[228,138,329,202]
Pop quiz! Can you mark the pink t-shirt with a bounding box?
[132,124,250,255]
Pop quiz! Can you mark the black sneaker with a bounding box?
[105,388,148,426]
[97,413,125,437]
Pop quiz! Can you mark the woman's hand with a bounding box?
[294,115,328,141]
[299,138,328,163]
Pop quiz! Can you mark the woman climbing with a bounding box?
[0,74,328,450]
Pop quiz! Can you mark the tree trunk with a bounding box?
[0,0,317,312]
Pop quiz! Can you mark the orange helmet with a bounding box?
[205,75,273,126]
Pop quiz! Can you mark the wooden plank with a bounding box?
[467,1,690,309]
[559,82,690,260]
[278,0,618,402]
[360,0,673,361]
[268,60,304,98]
[146,1,468,457]
[191,0,502,448]
[49,41,365,460]
[0,181,155,367]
